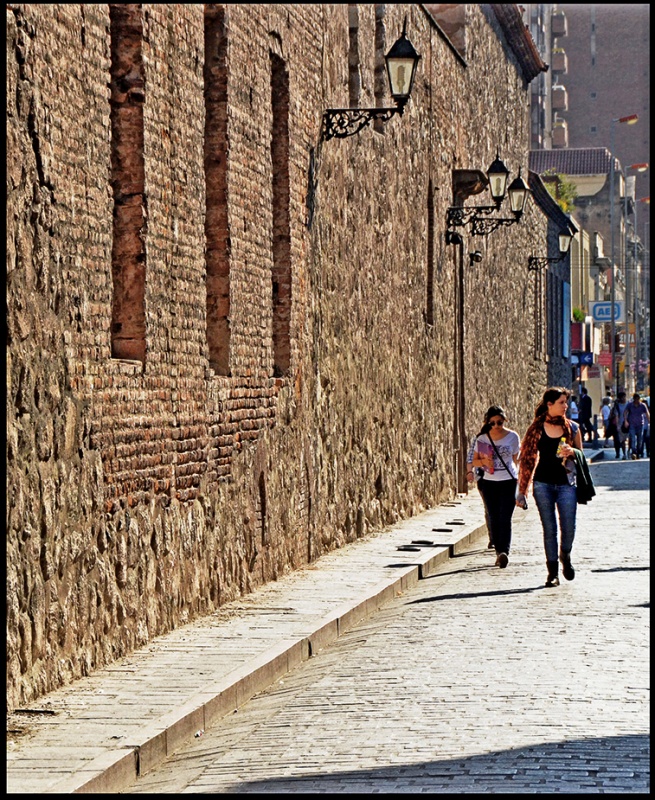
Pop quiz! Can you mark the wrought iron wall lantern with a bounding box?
[321,19,421,142]
[445,155,531,241]
[527,230,573,272]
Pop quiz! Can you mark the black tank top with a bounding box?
[533,430,569,485]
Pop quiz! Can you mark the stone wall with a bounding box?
[6,3,548,712]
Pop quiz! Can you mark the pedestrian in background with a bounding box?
[600,396,612,448]
[471,405,521,569]
[624,393,650,460]
[611,392,629,460]
[516,387,583,588]
[568,395,579,422]
[578,387,593,443]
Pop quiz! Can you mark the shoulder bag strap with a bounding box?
[487,435,514,475]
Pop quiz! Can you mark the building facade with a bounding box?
[7,4,549,711]
[524,3,650,395]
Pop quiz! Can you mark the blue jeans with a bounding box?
[532,481,577,563]
[628,425,644,457]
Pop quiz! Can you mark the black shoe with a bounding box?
[496,552,509,569]
[560,553,575,581]
[545,560,559,587]
[487,540,494,549]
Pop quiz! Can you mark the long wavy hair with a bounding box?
[519,387,574,495]
[532,387,570,422]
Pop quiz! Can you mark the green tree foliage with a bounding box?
[541,169,578,213]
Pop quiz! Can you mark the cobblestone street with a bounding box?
[126,458,650,794]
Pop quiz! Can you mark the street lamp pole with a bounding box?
[609,114,638,397]
[624,166,649,393]
[623,177,632,393]
[632,194,638,391]
[635,201,651,391]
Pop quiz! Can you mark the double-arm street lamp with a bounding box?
[609,113,638,396]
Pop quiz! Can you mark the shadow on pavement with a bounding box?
[224,733,649,793]
[422,565,490,579]
[408,585,541,604]
[591,566,650,573]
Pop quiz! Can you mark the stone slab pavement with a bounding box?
[7,486,491,794]
[123,451,649,794]
[5,447,609,794]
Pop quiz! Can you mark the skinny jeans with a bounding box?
[532,480,577,563]
[477,477,517,557]
[628,424,644,457]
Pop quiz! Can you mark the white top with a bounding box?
[601,404,611,424]
[474,430,520,481]
[569,400,579,420]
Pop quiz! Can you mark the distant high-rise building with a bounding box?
[525,4,650,242]
[524,4,650,393]
[558,4,649,243]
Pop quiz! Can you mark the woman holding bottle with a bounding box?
[471,405,521,569]
[516,387,583,587]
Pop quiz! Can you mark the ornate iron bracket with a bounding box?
[446,205,499,229]
[445,204,518,242]
[527,254,565,272]
[470,215,521,237]
[321,106,402,142]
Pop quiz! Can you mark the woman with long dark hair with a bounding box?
[471,405,521,569]
[517,387,583,587]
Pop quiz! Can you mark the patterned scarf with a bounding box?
[518,414,576,496]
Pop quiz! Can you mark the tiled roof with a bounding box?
[490,4,548,83]
[529,148,616,176]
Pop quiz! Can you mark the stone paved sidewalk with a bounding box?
[7,490,490,794]
[7,447,611,794]
[124,454,649,794]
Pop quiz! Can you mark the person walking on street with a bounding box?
[568,395,579,422]
[578,387,593,443]
[471,406,521,569]
[624,393,650,460]
[516,387,583,588]
[611,392,629,460]
[600,397,612,448]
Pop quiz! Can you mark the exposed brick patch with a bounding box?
[109,4,147,363]
[270,52,291,377]
[204,5,231,375]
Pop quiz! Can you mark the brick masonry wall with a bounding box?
[6,3,548,711]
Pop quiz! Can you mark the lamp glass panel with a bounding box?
[559,232,572,253]
[387,57,416,98]
[488,173,508,200]
[509,186,528,213]
[486,156,510,201]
